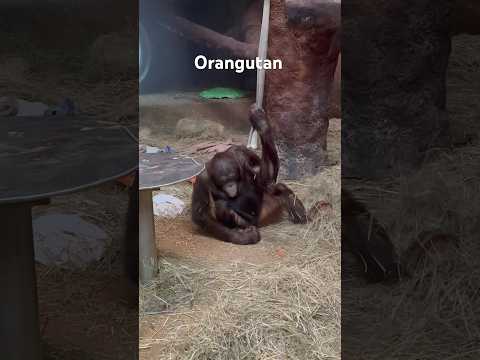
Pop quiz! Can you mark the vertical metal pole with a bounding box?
[0,203,42,360]
[139,189,157,282]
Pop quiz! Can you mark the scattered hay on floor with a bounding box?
[141,256,340,359]
[140,166,341,359]
[342,144,480,359]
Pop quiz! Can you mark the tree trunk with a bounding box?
[265,0,340,179]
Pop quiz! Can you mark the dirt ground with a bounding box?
[139,113,341,358]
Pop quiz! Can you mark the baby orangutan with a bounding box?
[191,105,307,245]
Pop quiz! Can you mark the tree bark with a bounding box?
[265,0,340,179]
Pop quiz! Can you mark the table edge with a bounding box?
[0,165,138,205]
[139,165,205,191]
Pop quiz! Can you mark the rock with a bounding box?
[84,33,137,81]
[33,213,110,268]
[175,118,225,139]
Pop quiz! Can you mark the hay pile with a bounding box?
[343,146,480,359]
[337,34,480,358]
[140,166,341,359]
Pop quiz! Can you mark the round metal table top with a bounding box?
[139,151,204,190]
[0,116,138,204]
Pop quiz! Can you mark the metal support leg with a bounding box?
[139,189,157,282]
[0,203,42,360]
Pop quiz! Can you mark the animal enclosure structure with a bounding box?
[141,0,340,179]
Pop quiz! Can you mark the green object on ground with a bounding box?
[199,87,247,99]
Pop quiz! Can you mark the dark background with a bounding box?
[342,1,480,359]
[0,1,138,359]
